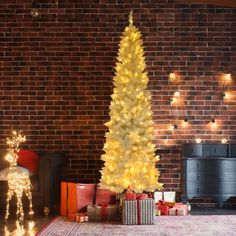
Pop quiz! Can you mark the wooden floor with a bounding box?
[0,213,55,236]
[0,209,236,236]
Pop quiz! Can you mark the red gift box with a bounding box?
[126,192,137,200]
[61,182,117,220]
[95,188,117,205]
[136,193,148,200]
[76,183,97,212]
[157,200,170,215]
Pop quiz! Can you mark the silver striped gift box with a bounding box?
[122,199,155,225]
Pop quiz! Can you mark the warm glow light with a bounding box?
[210,120,217,129]
[224,73,231,81]
[5,131,34,222]
[170,97,178,104]
[223,91,231,100]
[31,8,39,18]
[169,72,180,84]
[169,73,176,80]
[169,124,178,130]
[174,91,180,97]
[221,138,228,144]
[196,138,202,144]
[182,119,189,128]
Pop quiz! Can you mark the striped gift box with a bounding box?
[122,199,155,225]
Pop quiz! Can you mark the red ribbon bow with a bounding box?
[98,203,108,221]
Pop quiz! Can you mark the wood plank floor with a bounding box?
[0,209,236,236]
[0,213,55,236]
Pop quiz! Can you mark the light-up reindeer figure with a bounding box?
[5,131,34,222]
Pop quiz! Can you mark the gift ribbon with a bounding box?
[137,200,141,225]
[136,193,148,200]
[99,203,108,221]
[175,208,178,215]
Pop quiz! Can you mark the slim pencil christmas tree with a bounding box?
[99,11,162,193]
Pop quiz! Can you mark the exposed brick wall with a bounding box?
[0,0,235,193]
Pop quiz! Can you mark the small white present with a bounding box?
[169,207,186,216]
[154,191,176,203]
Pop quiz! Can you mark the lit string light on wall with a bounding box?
[168,73,179,130]
[210,73,232,129]
[168,72,188,130]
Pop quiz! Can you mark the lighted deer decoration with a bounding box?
[4,131,34,222]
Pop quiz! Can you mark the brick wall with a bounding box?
[0,0,235,193]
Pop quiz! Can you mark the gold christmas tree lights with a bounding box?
[99,11,163,193]
[5,131,34,222]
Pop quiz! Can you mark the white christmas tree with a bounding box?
[99,12,162,193]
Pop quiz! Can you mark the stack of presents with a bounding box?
[60,182,191,225]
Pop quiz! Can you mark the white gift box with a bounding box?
[154,191,176,203]
[169,208,186,216]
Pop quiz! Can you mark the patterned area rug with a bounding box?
[36,215,236,236]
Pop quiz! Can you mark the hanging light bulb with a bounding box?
[31,2,39,18]
[221,138,228,144]
[174,91,180,97]
[195,138,202,144]
[222,92,231,100]
[169,73,176,81]
[170,97,178,104]
[210,118,217,129]
[31,8,39,17]
[169,124,178,130]
[224,73,231,81]
[182,118,189,128]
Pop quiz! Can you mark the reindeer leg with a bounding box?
[5,189,14,221]
[16,191,24,222]
[25,187,34,219]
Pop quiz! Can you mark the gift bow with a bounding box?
[98,203,109,221]
[157,200,175,207]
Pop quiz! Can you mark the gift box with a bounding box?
[169,207,186,216]
[87,204,119,221]
[76,183,97,212]
[116,193,126,201]
[76,213,88,222]
[154,191,176,203]
[95,188,117,205]
[157,200,170,216]
[122,199,155,225]
[60,182,77,220]
[61,182,97,219]
[155,205,161,216]
[61,182,117,220]
[175,203,188,214]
